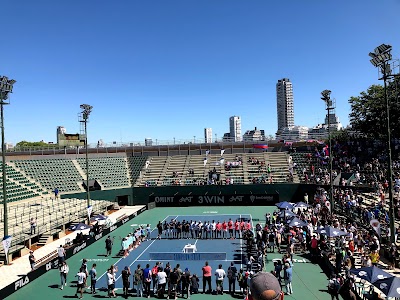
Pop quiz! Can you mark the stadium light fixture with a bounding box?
[320,89,334,213]
[0,75,16,250]
[80,104,93,220]
[369,44,396,244]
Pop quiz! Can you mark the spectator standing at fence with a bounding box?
[59,261,69,289]
[190,273,199,294]
[227,262,237,295]
[121,266,131,298]
[89,263,97,294]
[181,267,191,299]
[30,218,36,235]
[215,264,226,295]
[29,250,35,271]
[134,264,144,297]
[152,262,160,294]
[75,267,87,299]
[105,236,113,257]
[157,267,167,298]
[168,267,179,300]
[143,263,152,298]
[202,261,212,294]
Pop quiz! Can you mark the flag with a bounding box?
[253,144,269,149]
[203,158,207,166]
[205,150,210,156]
[370,219,381,236]
[87,205,93,220]
[2,235,12,264]
[220,149,225,156]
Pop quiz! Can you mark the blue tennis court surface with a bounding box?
[96,214,252,290]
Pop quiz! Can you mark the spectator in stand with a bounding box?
[30,218,37,235]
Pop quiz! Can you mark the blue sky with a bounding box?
[1,0,400,145]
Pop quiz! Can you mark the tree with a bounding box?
[15,140,53,149]
[348,78,400,139]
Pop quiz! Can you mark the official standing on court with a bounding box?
[105,236,113,257]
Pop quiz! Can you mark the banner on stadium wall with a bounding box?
[150,193,279,207]
[2,235,12,264]
[370,219,381,236]
[1,207,147,299]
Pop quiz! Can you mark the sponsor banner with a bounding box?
[151,194,279,207]
[2,206,146,299]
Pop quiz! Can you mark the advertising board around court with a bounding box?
[151,193,279,207]
[1,206,147,299]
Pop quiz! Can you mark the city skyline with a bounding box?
[1,1,399,145]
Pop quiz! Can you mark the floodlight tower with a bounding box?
[321,90,335,212]
[369,44,400,243]
[79,104,93,213]
[0,76,16,239]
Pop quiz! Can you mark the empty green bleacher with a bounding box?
[12,159,83,193]
[127,156,148,186]
[77,156,130,188]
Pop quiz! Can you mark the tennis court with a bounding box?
[96,213,252,291]
[5,206,334,300]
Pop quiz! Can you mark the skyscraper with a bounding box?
[204,128,213,143]
[276,78,294,131]
[229,116,242,142]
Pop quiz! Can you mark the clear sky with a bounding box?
[1,0,400,146]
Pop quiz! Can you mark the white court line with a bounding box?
[115,215,179,282]
[97,214,172,283]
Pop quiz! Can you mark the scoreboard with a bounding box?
[58,133,86,147]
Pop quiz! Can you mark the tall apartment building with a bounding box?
[229,116,242,142]
[204,128,213,143]
[276,78,294,131]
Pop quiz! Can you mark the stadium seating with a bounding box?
[76,156,130,188]
[12,159,83,193]
[127,156,148,186]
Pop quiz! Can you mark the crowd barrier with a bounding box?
[1,206,147,299]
